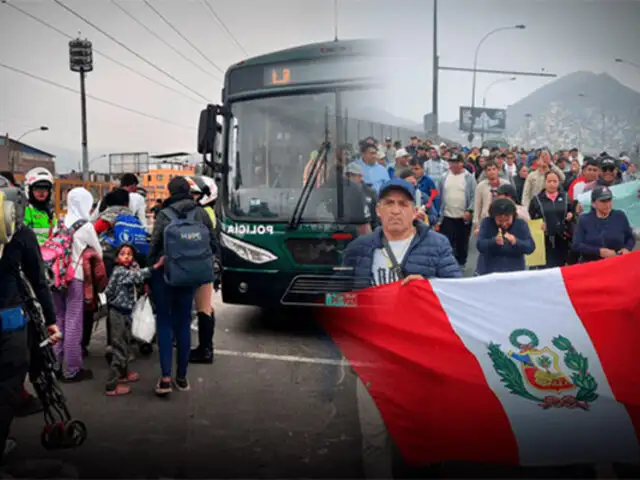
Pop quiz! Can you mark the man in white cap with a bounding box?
[388,148,411,178]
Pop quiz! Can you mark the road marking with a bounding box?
[215,349,364,366]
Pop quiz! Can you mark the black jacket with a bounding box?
[528,191,576,238]
[0,226,56,326]
[147,193,217,266]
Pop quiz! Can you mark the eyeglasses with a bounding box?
[602,167,616,172]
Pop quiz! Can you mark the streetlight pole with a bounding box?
[432,0,439,137]
[480,76,516,144]
[468,24,525,146]
[9,126,49,173]
[69,36,93,181]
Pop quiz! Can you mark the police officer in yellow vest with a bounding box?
[23,168,56,245]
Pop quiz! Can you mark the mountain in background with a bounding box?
[439,71,640,154]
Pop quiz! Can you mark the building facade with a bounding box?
[0,135,56,177]
[142,162,196,208]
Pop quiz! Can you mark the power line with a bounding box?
[142,0,225,75]
[0,62,196,131]
[110,0,219,80]
[200,0,248,57]
[52,0,212,102]
[1,0,204,105]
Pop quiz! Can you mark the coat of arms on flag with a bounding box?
[488,328,599,411]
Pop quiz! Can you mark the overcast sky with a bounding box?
[1,0,639,171]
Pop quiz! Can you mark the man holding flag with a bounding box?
[338,177,460,478]
[323,175,640,478]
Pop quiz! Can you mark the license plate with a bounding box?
[325,292,358,308]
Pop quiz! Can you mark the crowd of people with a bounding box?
[335,137,638,479]
[339,136,637,277]
[0,168,220,463]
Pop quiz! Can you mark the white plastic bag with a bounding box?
[131,296,155,343]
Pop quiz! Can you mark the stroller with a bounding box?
[20,273,88,450]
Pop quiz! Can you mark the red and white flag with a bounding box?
[322,254,640,467]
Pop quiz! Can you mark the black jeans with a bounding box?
[439,216,472,266]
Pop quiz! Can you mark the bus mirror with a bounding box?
[197,105,220,155]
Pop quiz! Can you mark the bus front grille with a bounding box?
[281,274,371,306]
[285,239,340,266]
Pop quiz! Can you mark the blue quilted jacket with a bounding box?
[341,223,462,286]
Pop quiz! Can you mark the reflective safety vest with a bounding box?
[204,205,216,229]
[24,204,56,245]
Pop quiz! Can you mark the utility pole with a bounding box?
[69,36,93,181]
[431,0,438,137]
[333,0,338,41]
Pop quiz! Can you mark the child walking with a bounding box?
[103,244,164,396]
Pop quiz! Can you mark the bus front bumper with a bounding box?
[221,268,362,308]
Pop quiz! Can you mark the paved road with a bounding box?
[8,240,630,478]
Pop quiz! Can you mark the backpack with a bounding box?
[101,213,149,255]
[40,220,87,292]
[163,207,214,288]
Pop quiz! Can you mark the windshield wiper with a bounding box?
[287,141,330,230]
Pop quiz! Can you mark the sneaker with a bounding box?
[16,393,43,417]
[60,369,94,383]
[189,347,213,364]
[154,378,172,397]
[174,377,190,392]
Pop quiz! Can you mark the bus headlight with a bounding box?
[220,232,278,264]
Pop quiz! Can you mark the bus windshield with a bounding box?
[225,88,383,223]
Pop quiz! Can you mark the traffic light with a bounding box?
[69,38,93,73]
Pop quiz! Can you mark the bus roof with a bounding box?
[227,38,383,70]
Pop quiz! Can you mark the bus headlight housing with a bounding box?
[220,232,278,264]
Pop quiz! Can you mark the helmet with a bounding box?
[185,176,202,194]
[25,167,54,189]
[196,176,218,206]
[24,167,54,203]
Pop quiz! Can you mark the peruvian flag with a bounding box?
[322,253,640,467]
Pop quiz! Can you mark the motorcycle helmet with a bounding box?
[185,176,202,195]
[193,176,217,206]
[24,167,54,204]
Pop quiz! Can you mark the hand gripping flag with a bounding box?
[321,253,640,467]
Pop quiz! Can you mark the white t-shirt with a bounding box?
[442,172,467,219]
[371,235,414,286]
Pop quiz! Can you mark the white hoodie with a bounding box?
[65,187,102,281]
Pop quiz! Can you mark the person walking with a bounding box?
[147,177,217,397]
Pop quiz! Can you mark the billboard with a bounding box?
[108,152,150,175]
[459,107,507,134]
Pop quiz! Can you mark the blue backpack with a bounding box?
[102,213,149,255]
[163,207,214,287]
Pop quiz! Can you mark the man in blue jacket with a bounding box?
[338,178,460,479]
[341,178,461,287]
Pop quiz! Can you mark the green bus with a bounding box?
[197,39,422,308]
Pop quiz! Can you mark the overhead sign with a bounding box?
[423,113,435,134]
[458,107,507,134]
